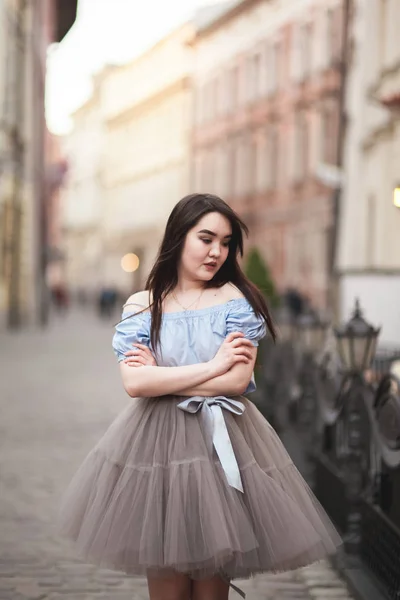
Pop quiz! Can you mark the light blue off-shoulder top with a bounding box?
[112,297,267,394]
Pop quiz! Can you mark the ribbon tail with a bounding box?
[212,405,244,493]
[202,404,214,457]
[229,581,246,599]
[220,573,246,599]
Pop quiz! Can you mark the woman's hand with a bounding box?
[209,332,254,377]
[124,343,157,367]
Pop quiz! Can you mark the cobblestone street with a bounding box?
[0,311,355,599]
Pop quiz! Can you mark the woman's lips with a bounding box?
[204,263,217,270]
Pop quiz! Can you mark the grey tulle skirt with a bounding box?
[58,395,341,582]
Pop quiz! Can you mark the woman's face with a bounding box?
[179,212,232,282]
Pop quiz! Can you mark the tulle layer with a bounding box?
[58,396,341,580]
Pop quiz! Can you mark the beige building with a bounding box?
[100,23,193,294]
[61,75,107,300]
[336,0,400,344]
[0,0,77,327]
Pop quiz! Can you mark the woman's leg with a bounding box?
[147,571,192,600]
[192,574,230,600]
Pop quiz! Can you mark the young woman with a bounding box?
[59,194,341,600]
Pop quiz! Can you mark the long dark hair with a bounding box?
[143,193,277,350]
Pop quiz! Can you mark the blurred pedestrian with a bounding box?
[51,283,69,314]
[59,193,341,600]
[98,286,117,319]
[283,287,305,318]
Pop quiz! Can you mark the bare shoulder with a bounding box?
[220,282,245,301]
[122,290,152,313]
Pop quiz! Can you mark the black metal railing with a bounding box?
[314,453,348,533]
[360,501,400,599]
[259,335,400,600]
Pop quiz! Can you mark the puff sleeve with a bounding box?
[112,313,150,363]
[225,299,267,347]
[225,299,267,394]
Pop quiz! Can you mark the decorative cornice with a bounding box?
[193,0,262,40]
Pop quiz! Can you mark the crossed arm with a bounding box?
[119,341,257,398]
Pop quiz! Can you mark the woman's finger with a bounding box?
[132,344,157,364]
[126,348,148,359]
[234,348,253,359]
[234,355,251,364]
[125,360,144,367]
[225,332,244,343]
[133,343,154,355]
[230,338,254,348]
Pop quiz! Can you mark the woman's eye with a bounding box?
[201,239,212,244]
[222,242,230,248]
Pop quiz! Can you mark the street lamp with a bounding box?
[334,299,380,374]
[334,299,381,556]
[297,310,329,355]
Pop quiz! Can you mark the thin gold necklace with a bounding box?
[172,288,205,311]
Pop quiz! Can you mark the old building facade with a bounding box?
[192,0,344,310]
[100,23,193,295]
[336,0,400,344]
[0,0,77,327]
[61,76,106,301]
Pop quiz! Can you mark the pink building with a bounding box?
[192,0,345,310]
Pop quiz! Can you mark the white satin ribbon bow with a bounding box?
[177,395,245,493]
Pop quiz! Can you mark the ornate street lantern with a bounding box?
[334,299,381,373]
[297,310,329,354]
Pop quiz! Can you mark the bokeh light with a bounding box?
[121,253,140,273]
[394,186,400,208]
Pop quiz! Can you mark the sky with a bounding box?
[46,0,229,135]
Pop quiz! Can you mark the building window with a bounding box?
[290,25,301,83]
[236,138,246,195]
[366,195,376,266]
[203,148,215,189]
[226,138,236,196]
[210,79,217,121]
[266,40,281,96]
[321,104,337,165]
[202,81,216,123]
[294,112,309,180]
[379,0,388,68]
[195,86,203,125]
[326,8,335,65]
[301,22,313,79]
[246,51,261,102]
[255,136,265,192]
[269,124,280,189]
[247,138,256,194]
[231,139,240,196]
[194,155,202,189]
[214,77,221,116]
[220,70,229,115]
[215,144,228,197]
[226,65,239,113]
[253,52,261,98]
[202,86,209,123]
